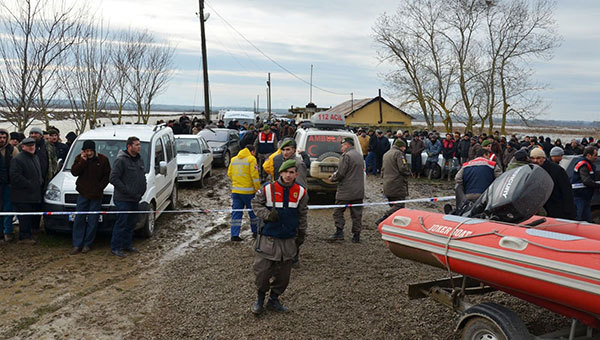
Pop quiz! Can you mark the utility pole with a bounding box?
[310,64,313,103]
[198,0,210,120]
[266,72,271,121]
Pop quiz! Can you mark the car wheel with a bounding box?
[196,167,205,188]
[138,202,156,239]
[168,183,178,210]
[222,151,231,168]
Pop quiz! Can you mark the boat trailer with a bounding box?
[409,275,600,340]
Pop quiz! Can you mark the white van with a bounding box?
[43,124,178,238]
[222,111,256,127]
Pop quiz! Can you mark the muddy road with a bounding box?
[0,169,566,339]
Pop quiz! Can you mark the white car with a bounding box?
[43,124,178,238]
[175,135,213,187]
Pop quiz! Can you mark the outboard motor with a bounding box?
[463,164,553,223]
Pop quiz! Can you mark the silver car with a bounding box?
[175,135,214,187]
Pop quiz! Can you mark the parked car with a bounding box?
[197,128,240,167]
[294,113,363,193]
[175,135,213,187]
[43,124,178,238]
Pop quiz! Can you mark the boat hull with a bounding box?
[379,209,600,329]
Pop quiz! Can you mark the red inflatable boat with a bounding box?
[378,208,600,330]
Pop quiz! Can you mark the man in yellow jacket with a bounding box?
[227,145,261,241]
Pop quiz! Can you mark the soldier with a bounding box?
[250,159,308,314]
[376,139,411,225]
[455,149,501,208]
[254,125,277,182]
[271,139,310,188]
[571,146,600,222]
[328,137,365,243]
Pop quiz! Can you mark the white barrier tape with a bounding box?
[0,195,456,217]
[571,181,600,189]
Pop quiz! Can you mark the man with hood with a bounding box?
[70,140,111,254]
[109,137,147,257]
[250,159,308,314]
[425,134,442,174]
[0,129,18,241]
[227,145,261,241]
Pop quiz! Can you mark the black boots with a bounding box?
[327,228,344,242]
[266,294,288,312]
[251,291,266,315]
[352,232,360,243]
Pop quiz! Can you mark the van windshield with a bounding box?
[305,134,345,158]
[64,140,150,173]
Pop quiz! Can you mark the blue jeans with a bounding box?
[1,184,14,234]
[110,200,139,251]
[365,152,377,175]
[72,195,101,248]
[574,197,592,222]
[231,193,258,237]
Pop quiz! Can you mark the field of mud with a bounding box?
[0,169,568,339]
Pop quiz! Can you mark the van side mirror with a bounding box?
[57,158,64,169]
[159,161,167,175]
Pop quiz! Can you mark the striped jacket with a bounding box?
[227,148,260,194]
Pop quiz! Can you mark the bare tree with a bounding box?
[59,19,109,134]
[125,31,174,124]
[374,5,436,129]
[103,32,134,125]
[0,0,85,131]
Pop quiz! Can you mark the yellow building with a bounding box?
[326,95,413,128]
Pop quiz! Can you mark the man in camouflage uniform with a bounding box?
[376,139,411,225]
[328,137,365,243]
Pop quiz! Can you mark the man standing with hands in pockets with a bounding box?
[70,140,111,254]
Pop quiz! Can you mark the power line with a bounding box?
[204,1,350,96]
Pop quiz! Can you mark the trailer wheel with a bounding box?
[458,303,530,340]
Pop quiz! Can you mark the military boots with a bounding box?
[251,291,266,315]
[266,294,288,312]
[327,228,344,242]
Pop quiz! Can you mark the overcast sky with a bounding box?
[40,1,600,120]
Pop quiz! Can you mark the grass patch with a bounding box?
[13,316,38,332]
[35,234,71,248]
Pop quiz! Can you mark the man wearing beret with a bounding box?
[271,139,310,188]
[328,137,365,243]
[9,138,43,244]
[70,140,111,254]
[376,138,411,225]
[251,159,308,314]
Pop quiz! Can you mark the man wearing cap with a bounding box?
[70,140,111,254]
[48,128,69,162]
[481,139,503,174]
[530,148,576,220]
[455,149,501,207]
[109,136,147,257]
[550,146,564,164]
[328,137,365,243]
[9,138,43,244]
[250,159,308,314]
[254,125,277,182]
[377,139,411,225]
[9,132,21,148]
[571,146,600,222]
[29,127,58,190]
[272,139,310,188]
[0,129,18,241]
[227,145,261,242]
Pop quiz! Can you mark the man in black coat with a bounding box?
[530,148,576,220]
[10,138,44,243]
